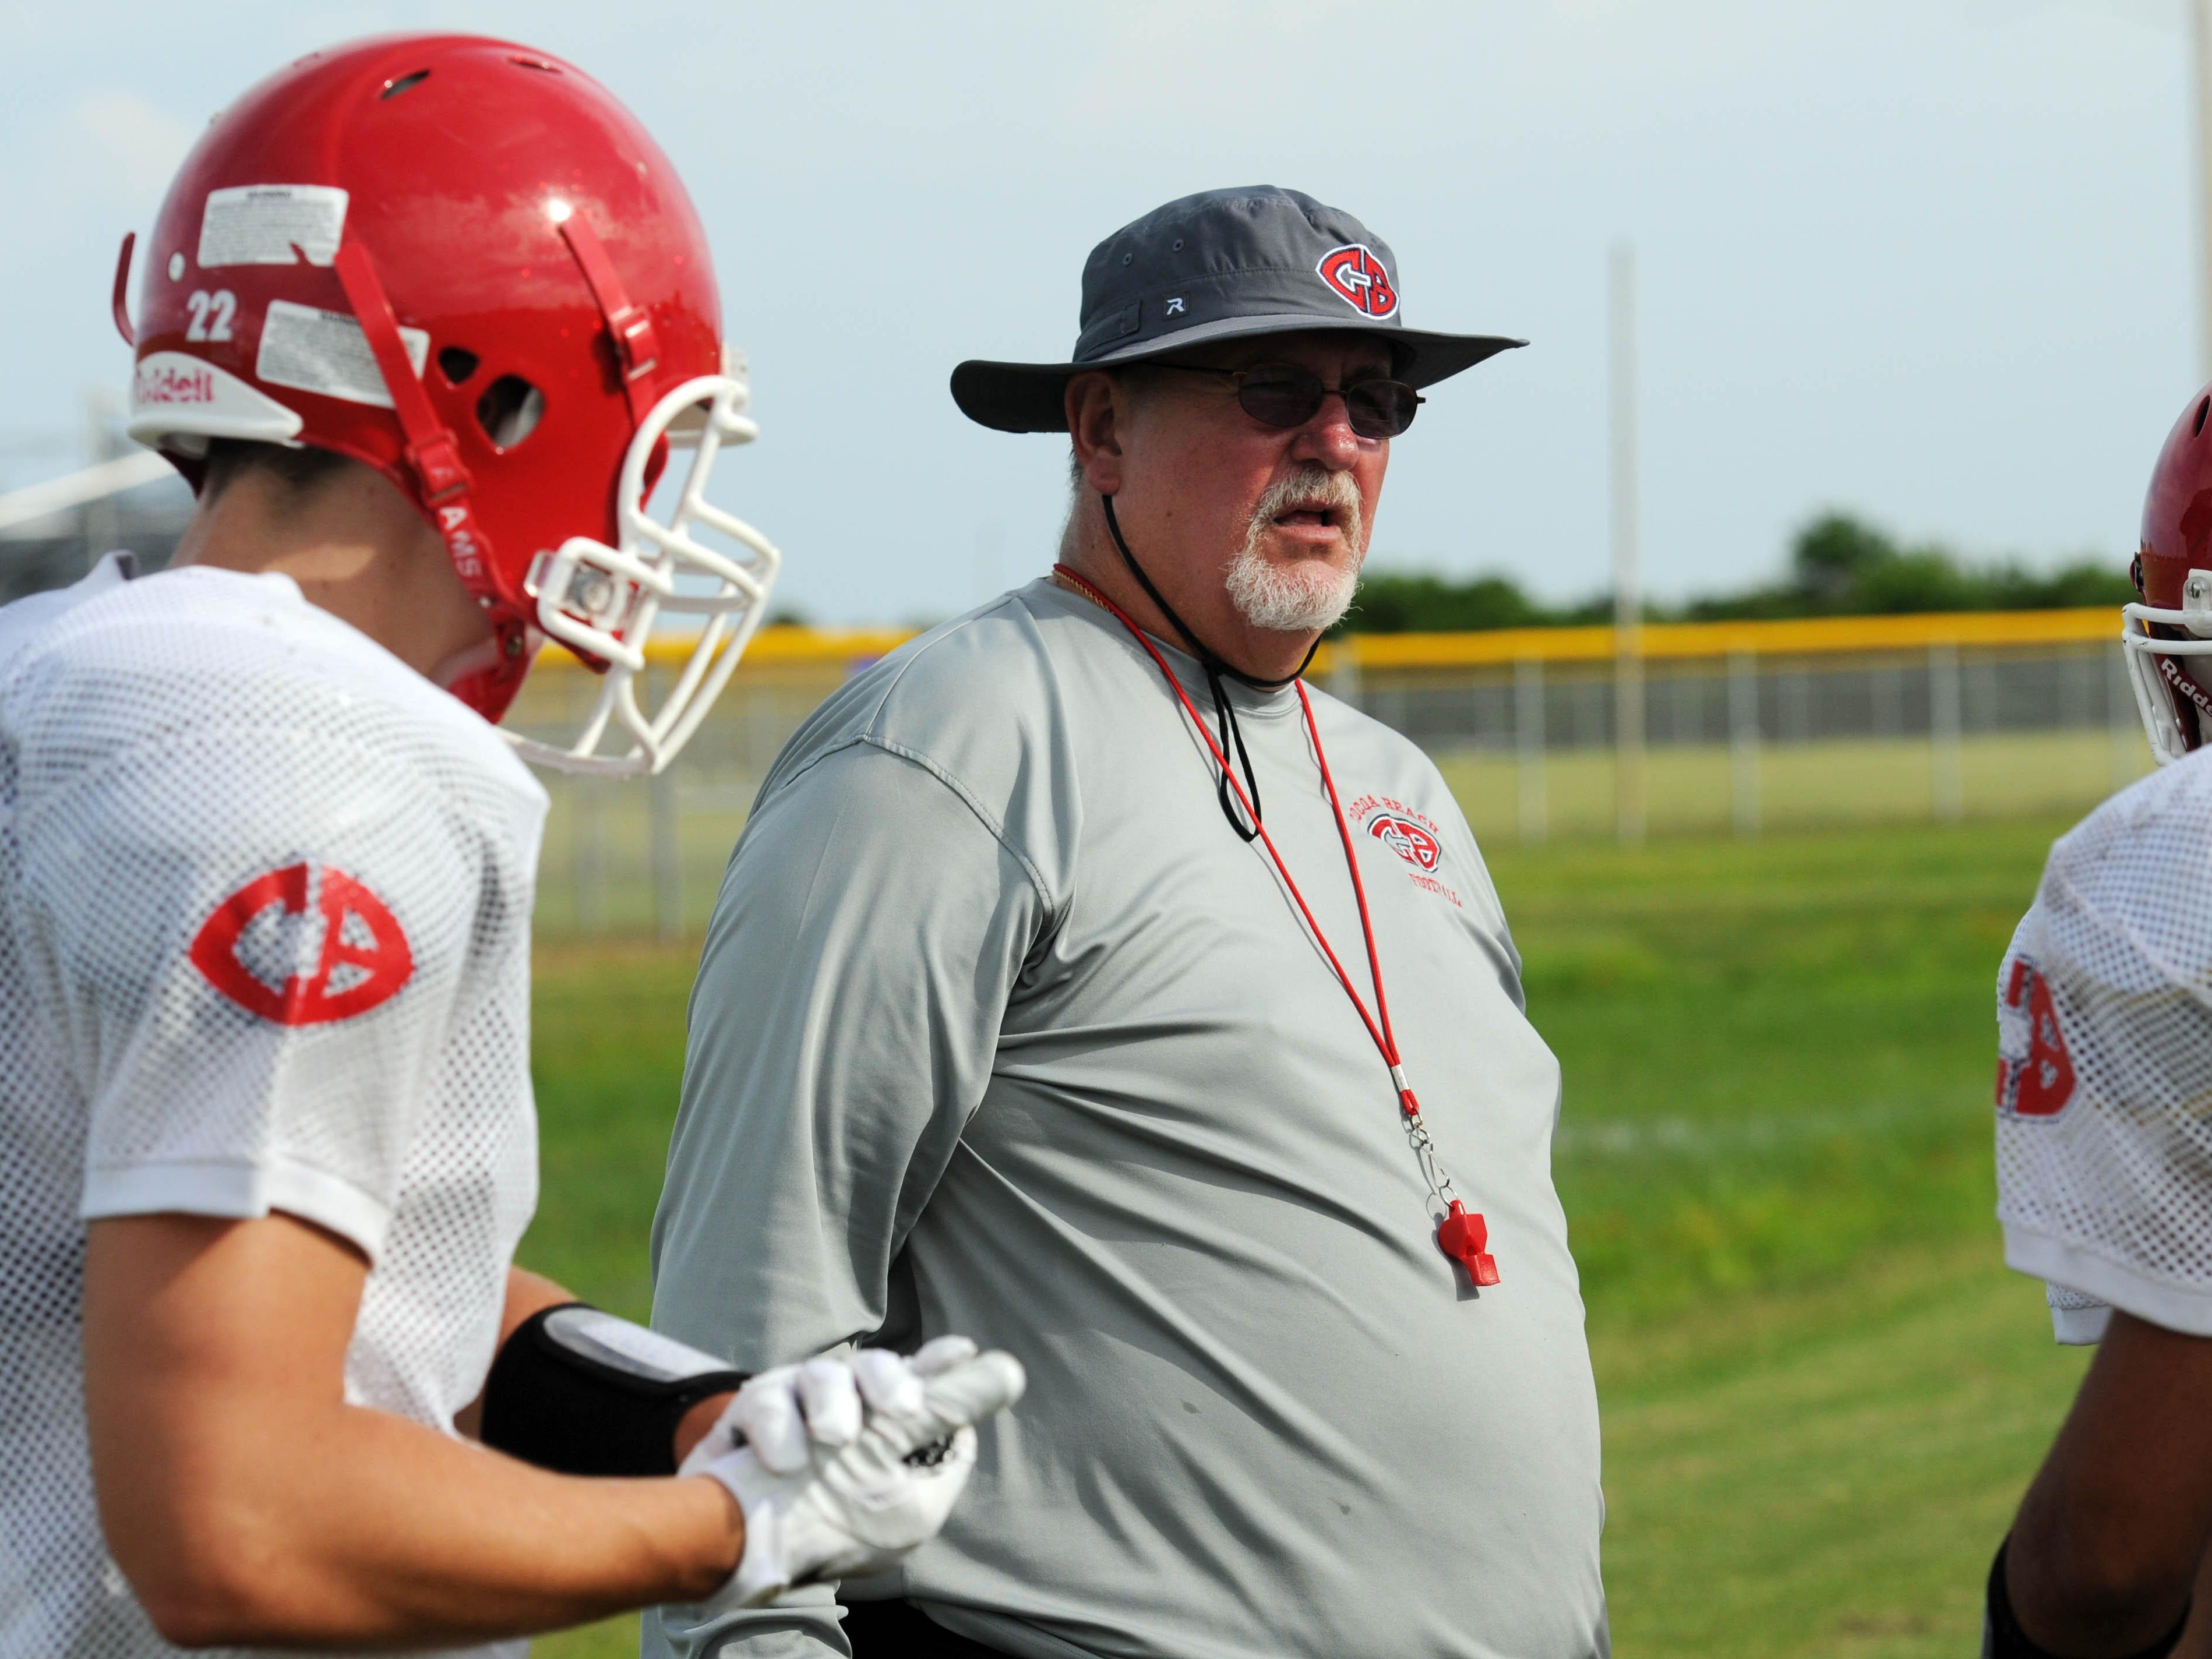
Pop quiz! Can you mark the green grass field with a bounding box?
[526,815,2097,1659]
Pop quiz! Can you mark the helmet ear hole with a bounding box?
[2194,396,2208,438]
[476,375,546,450]
[438,346,479,386]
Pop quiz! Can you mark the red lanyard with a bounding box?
[1053,564,1500,1286]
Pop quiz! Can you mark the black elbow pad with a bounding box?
[479,1303,748,1477]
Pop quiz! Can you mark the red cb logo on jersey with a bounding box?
[189,862,414,1026]
[1996,958,2076,1118]
[1367,811,1442,871]
[1316,243,1398,319]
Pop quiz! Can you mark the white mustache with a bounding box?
[1246,467,1364,550]
[1223,467,1368,634]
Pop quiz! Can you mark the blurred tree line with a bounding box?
[1340,511,2135,633]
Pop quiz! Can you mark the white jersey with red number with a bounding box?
[1996,747,2212,1347]
[0,555,546,1659]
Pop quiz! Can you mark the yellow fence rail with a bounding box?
[1340,607,2120,668]
[542,606,2123,678]
[517,604,2144,935]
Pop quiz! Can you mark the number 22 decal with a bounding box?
[184,290,236,343]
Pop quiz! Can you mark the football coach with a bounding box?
[647,186,1610,1658]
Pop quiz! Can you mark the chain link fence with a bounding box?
[514,622,2150,941]
[0,405,2152,940]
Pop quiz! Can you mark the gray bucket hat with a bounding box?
[951,185,1524,435]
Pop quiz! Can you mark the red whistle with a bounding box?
[1437,1201,1501,1286]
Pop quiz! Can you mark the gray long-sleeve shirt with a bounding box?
[647,580,1607,1659]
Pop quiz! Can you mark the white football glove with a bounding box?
[680,1336,1025,1607]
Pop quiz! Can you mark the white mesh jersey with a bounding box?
[0,555,547,1659]
[1996,746,2212,1347]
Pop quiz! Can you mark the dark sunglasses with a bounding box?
[1148,360,1424,439]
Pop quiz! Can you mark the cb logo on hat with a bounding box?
[1317,243,1398,319]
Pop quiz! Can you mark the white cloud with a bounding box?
[68,91,194,203]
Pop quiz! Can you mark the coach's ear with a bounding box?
[1066,372,1129,499]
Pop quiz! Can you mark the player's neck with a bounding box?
[173,469,492,683]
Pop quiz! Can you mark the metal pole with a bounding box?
[2193,0,2212,380]
[2060,647,2091,734]
[1610,241,1645,845]
[746,685,780,783]
[0,450,170,534]
[1873,663,1903,739]
[975,521,1004,608]
[1728,649,1760,836]
[573,778,606,936]
[2110,640,2141,789]
[1930,643,1964,821]
[1515,657,1547,845]
[82,386,121,576]
[1782,668,1811,743]
[650,764,682,941]
[569,658,609,936]
[1329,637,1364,712]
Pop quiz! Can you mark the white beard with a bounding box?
[1223,545,1361,633]
[1221,468,1367,633]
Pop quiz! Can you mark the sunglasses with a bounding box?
[1148,360,1424,439]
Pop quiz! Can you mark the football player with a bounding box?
[0,34,1020,1659]
[1985,382,2212,1658]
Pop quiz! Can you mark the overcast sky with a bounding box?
[0,0,2197,623]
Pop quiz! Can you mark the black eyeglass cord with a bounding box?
[1098,492,1322,842]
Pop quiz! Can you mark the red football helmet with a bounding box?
[2125,380,2212,764]
[117,33,779,774]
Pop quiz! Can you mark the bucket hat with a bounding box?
[951,185,1523,434]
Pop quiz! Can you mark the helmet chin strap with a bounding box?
[1097,492,1322,842]
[331,218,671,726]
[432,629,545,698]
[333,237,532,723]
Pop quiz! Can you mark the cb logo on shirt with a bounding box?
[189,861,414,1026]
[1367,812,1442,871]
[1996,957,2076,1119]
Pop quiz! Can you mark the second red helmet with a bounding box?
[2126,381,2212,764]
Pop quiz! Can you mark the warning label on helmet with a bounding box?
[256,300,427,410]
[197,185,350,268]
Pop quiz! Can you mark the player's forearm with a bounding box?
[84,1216,743,1647]
[2010,1503,2195,1656]
[115,1398,742,1647]
[2006,1311,2212,1655]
